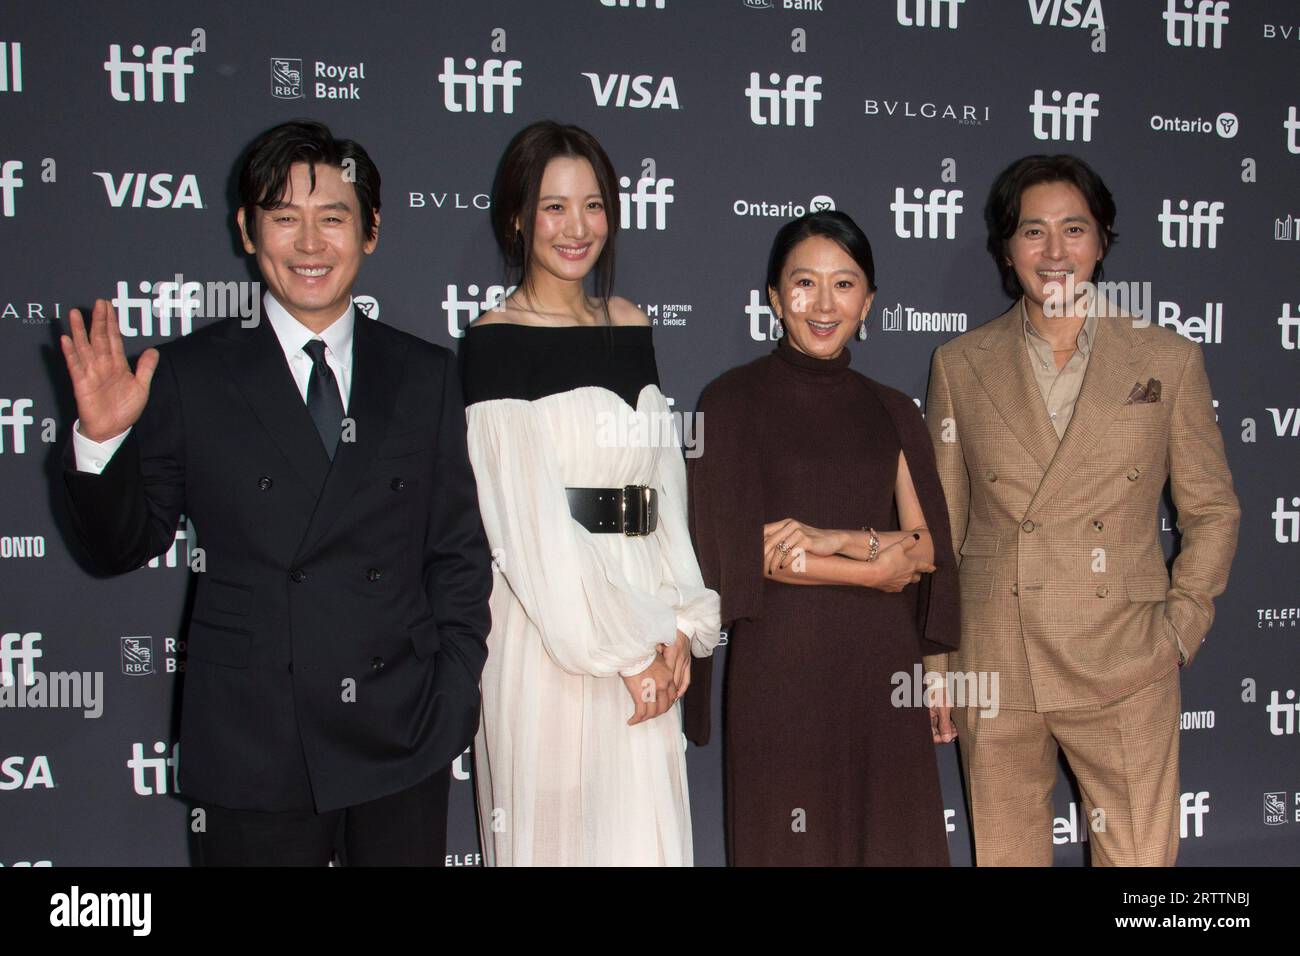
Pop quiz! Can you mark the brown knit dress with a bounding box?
[687,336,959,866]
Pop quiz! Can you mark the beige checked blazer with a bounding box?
[924,301,1240,712]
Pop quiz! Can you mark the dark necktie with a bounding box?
[302,339,344,460]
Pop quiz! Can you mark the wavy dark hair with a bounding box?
[490,121,619,305]
[766,210,878,299]
[984,154,1117,299]
[237,119,381,243]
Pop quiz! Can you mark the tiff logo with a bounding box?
[0,160,21,217]
[619,175,673,230]
[0,399,35,454]
[1280,303,1300,350]
[897,0,965,28]
[1267,688,1300,734]
[443,283,516,339]
[128,741,178,796]
[438,58,522,113]
[0,41,20,92]
[600,0,665,6]
[1164,0,1229,49]
[746,72,821,127]
[0,632,43,687]
[1274,496,1300,543]
[1158,199,1224,248]
[1285,106,1300,155]
[746,289,780,341]
[891,187,963,239]
[1029,89,1100,141]
[1180,791,1209,838]
[104,43,195,102]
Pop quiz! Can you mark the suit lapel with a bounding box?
[293,311,405,559]
[216,318,331,497]
[1027,314,1154,514]
[966,305,1059,472]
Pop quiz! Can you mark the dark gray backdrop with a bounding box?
[1,0,1296,866]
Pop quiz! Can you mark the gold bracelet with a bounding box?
[861,526,880,562]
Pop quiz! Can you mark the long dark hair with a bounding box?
[984,154,1117,299]
[490,121,620,309]
[766,210,878,297]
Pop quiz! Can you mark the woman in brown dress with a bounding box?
[685,211,961,865]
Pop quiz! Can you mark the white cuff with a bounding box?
[72,420,131,474]
[619,652,659,679]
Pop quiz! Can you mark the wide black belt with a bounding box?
[565,485,658,536]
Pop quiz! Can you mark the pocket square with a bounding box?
[1124,378,1161,404]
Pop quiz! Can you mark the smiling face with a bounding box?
[769,235,875,360]
[236,161,378,332]
[524,155,609,286]
[1006,180,1104,320]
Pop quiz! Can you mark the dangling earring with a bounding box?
[857,319,867,340]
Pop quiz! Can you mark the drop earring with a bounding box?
[857,319,867,340]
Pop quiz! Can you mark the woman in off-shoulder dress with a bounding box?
[459,121,720,866]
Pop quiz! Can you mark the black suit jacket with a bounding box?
[62,312,493,812]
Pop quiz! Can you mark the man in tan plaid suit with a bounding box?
[923,155,1239,866]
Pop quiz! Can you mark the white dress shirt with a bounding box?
[72,293,355,474]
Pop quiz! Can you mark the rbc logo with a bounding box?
[438,57,522,113]
[103,43,195,102]
[93,172,202,209]
[0,755,54,790]
[1029,89,1100,142]
[897,0,964,28]
[1158,199,1224,248]
[0,159,22,217]
[746,72,821,127]
[891,187,963,239]
[1164,0,1229,49]
[128,742,179,796]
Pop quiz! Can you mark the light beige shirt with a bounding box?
[1022,299,1098,440]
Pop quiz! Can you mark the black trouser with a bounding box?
[193,766,451,866]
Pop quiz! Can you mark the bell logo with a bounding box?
[0,755,54,790]
[438,57,522,113]
[1029,89,1100,142]
[103,43,195,102]
[583,73,679,109]
[746,72,821,127]
[897,0,965,28]
[1180,791,1209,837]
[127,741,179,796]
[1164,0,1229,49]
[93,172,203,209]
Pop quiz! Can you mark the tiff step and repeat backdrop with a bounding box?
[0,0,1296,866]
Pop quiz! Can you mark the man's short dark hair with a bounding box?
[238,120,380,243]
[984,154,1117,299]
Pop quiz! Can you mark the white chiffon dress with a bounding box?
[460,323,721,866]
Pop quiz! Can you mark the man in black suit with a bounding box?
[59,120,492,866]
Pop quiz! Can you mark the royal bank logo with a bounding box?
[891,186,963,239]
[1158,199,1224,248]
[271,57,302,99]
[897,0,964,28]
[746,0,825,9]
[733,194,834,217]
[583,73,679,109]
[94,172,203,209]
[746,72,821,127]
[864,98,990,126]
[880,303,968,332]
[444,283,517,338]
[1028,0,1105,29]
[1264,792,1287,826]
[1149,110,1237,138]
[1276,215,1300,241]
[121,637,154,676]
[1164,0,1229,49]
[0,41,21,93]
[439,56,522,113]
[1029,89,1100,142]
[0,159,22,218]
[104,41,196,102]
[1285,106,1300,155]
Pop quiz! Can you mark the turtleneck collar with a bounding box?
[772,333,852,379]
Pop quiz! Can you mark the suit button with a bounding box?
[987,471,998,483]
[258,476,273,491]
[287,660,294,674]
[1092,520,1104,532]
[366,568,382,582]
[391,478,407,491]
[1021,519,1036,533]
[1011,583,1019,596]
[1096,585,1109,597]
[290,569,306,583]
[371,656,385,671]
[1127,467,1140,481]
